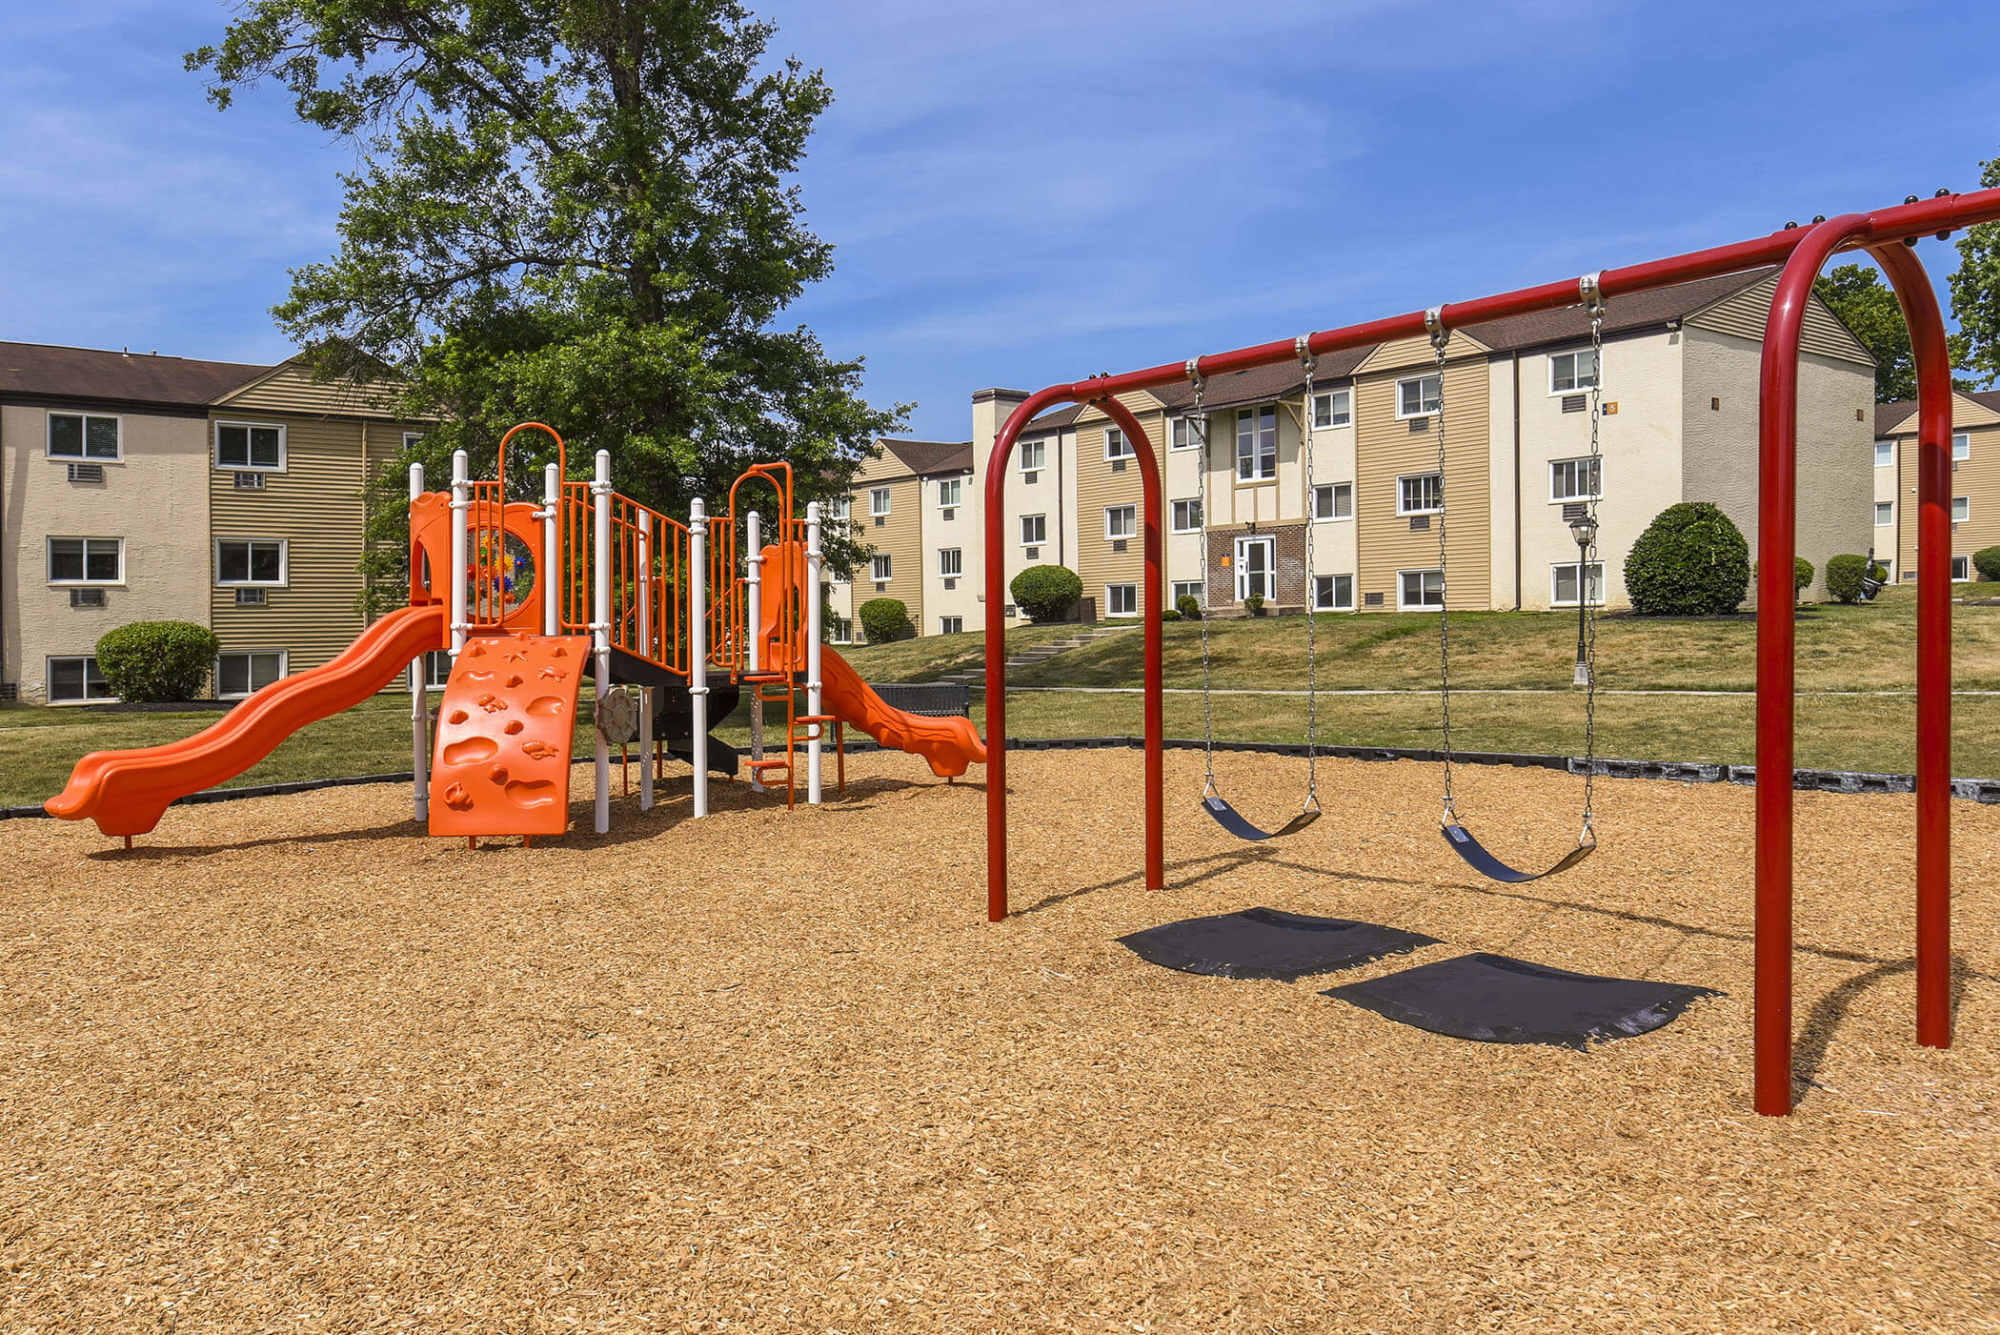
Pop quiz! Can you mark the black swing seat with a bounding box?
[1202,795,1320,842]
[1440,820,1594,884]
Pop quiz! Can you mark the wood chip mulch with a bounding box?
[2,749,1995,1333]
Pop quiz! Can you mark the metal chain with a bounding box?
[1426,308,1454,820]
[1580,275,1607,842]
[1188,361,1218,794]
[1297,336,1322,811]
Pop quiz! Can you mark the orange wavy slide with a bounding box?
[45,604,447,839]
[819,645,985,778]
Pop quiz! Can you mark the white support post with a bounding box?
[637,510,655,812]
[805,502,824,805]
[409,461,430,823]
[542,462,560,636]
[448,450,469,658]
[689,498,710,819]
[745,509,765,793]
[592,449,612,835]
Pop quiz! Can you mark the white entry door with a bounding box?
[1234,535,1275,602]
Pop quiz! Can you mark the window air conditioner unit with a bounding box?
[1112,538,1128,553]
[67,462,105,484]
[1561,394,1586,414]
[943,578,957,591]
[872,515,884,527]
[69,587,107,608]
[1365,592,1385,607]
[234,471,267,490]
[1111,458,1127,473]
[1024,546,1039,560]
[1409,515,1430,532]
[941,507,955,521]
[235,587,267,606]
[1023,470,1039,484]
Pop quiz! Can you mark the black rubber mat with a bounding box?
[1117,907,1440,982]
[1323,951,1721,1050]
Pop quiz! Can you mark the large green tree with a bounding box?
[190,0,903,611]
[1951,153,2000,390]
[1814,264,1923,403]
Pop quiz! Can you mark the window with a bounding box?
[1172,499,1203,533]
[939,547,962,578]
[871,554,892,583]
[1551,561,1606,608]
[1171,417,1202,450]
[47,537,122,585]
[1875,501,1894,526]
[1399,568,1445,610]
[1549,348,1600,394]
[48,412,120,461]
[47,656,113,704]
[869,487,891,517]
[1954,433,1971,462]
[1311,389,1352,429]
[215,421,285,470]
[424,650,451,689]
[1234,535,1274,602]
[402,431,426,451]
[1020,513,1047,546]
[827,496,851,522]
[1397,472,1443,516]
[1104,426,1133,460]
[1549,457,1603,502]
[1312,482,1353,521]
[938,478,961,508]
[1235,406,1277,482]
[217,651,286,699]
[1104,505,1137,539]
[1953,496,1971,523]
[1396,374,1441,419]
[827,616,853,644]
[1106,584,1138,617]
[940,616,965,635]
[1953,555,1972,582]
[1172,579,1203,608]
[217,539,286,586]
[1314,574,1354,611]
[1875,441,1894,467]
[1021,437,1047,472]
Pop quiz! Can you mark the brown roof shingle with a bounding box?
[1876,388,2000,437]
[877,437,973,477]
[1150,344,1377,413]
[0,341,272,407]
[1459,267,1785,352]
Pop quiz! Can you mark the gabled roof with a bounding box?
[0,340,271,407]
[1876,388,2000,437]
[1149,344,1377,414]
[877,437,973,476]
[1020,403,1083,433]
[1459,267,1787,352]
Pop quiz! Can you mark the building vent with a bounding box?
[1561,394,1587,414]
[1408,515,1430,532]
[941,507,955,521]
[0,683,15,702]
[234,587,267,606]
[1562,502,1588,523]
[66,462,105,484]
[69,587,107,609]
[1364,592,1385,607]
[1024,546,1040,560]
[1111,538,1128,553]
[872,515,884,528]
[234,471,267,490]
[1407,416,1428,433]
[1111,458,1127,473]
[1023,470,1039,485]
[943,578,957,591]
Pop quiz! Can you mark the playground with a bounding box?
[3,749,1996,1332]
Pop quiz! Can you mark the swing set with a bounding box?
[980,188,1994,1115]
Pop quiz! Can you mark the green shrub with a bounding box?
[1624,502,1750,615]
[1825,554,1873,604]
[95,621,220,702]
[1010,564,1083,624]
[1795,558,1814,601]
[858,597,914,643]
[1176,593,1202,620]
[1974,546,2000,582]
[1243,593,1266,615]
[1161,608,1181,622]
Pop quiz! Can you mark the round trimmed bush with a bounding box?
[1974,546,2000,582]
[1624,502,1750,616]
[1176,593,1202,620]
[1010,564,1083,624]
[1795,558,1814,601]
[858,597,914,644]
[95,620,220,702]
[1825,554,1873,604]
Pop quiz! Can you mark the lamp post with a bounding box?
[1569,513,1597,686]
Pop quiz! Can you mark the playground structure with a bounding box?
[45,424,986,845]
[980,188,2000,1115]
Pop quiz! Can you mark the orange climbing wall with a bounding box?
[428,634,592,840]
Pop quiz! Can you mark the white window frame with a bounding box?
[1020,437,1047,473]
[1171,498,1202,533]
[1172,579,1203,608]
[1550,561,1606,608]
[46,411,123,463]
[939,616,965,635]
[1314,573,1355,612]
[937,478,962,508]
[216,650,288,700]
[213,419,288,472]
[938,547,962,578]
[1104,425,1134,461]
[1235,406,1277,482]
[870,553,892,583]
[1875,501,1894,526]
[1953,432,1971,462]
[1104,505,1137,540]
[215,538,289,588]
[827,615,853,645]
[1170,417,1201,451]
[1105,583,1139,618]
[1020,513,1047,546]
[827,496,851,523]
[1549,456,1603,503]
[1311,389,1352,429]
[1548,347,1601,395]
[1233,535,1275,602]
[46,536,124,586]
[46,655,114,704]
[1952,555,1972,582]
[1953,496,1971,524]
[402,430,426,451]
[1312,482,1353,522]
[1398,567,1445,611]
[1396,374,1441,420]
[869,486,892,517]
[1397,472,1444,517]
[1874,440,1895,467]
[423,649,452,691]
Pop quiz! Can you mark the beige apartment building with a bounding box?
[1,341,421,704]
[839,437,978,640]
[1874,390,2000,584]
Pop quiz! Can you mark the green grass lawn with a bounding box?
[830,621,1081,681]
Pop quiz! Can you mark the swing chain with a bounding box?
[1579,274,1607,842]
[1426,307,1455,822]
[1187,359,1218,794]
[1298,334,1321,812]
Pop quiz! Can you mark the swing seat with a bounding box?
[1440,820,1594,884]
[1202,795,1320,842]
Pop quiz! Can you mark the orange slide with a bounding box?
[819,645,986,778]
[45,604,447,839]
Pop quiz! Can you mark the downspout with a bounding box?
[1512,351,1523,610]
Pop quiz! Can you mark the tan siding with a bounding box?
[1352,330,1491,376]
[1685,275,1875,365]
[216,361,407,417]
[1354,354,1490,610]
[1894,415,2000,580]
[850,459,924,634]
[1073,394,1165,618]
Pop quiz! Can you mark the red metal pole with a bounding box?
[1753,215,1871,1115]
[1872,241,1955,1049]
[1094,395,1166,890]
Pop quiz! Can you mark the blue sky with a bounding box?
[4,1,1999,438]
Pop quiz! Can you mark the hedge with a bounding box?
[1623,502,1750,616]
[95,621,221,702]
[1010,564,1083,624]
[858,597,915,643]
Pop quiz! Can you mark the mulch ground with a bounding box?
[2,749,1996,1333]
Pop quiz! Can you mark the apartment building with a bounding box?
[1,341,421,703]
[1874,390,2000,584]
[841,437,978,640]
